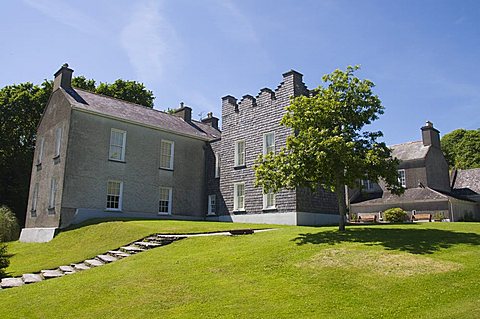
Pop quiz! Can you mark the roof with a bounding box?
[453,168,480,194]
[351,187,448,206]
[62,87,220,141]
[390,141,429,161]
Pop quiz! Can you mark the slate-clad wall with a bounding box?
[218,71,337,217]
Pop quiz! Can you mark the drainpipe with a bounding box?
[449,199,454,222]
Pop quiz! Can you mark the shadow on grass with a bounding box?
[292,228,480,254]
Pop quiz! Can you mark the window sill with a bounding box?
[158,212,172,215]
[234,165,246,170]
[233,209,246,215]
[105,208,122,212]
[53,155,60,160]
[159,167,174,171]
[263,207,277,212]
[207,213,216,216]
[30,210,37,218]
[108,158,126,163]
[47,207,56,215]
[36,163,42,171]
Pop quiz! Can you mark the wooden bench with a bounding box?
[412,213,432,222]
[358,214,377,223]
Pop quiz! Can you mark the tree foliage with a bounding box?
[0,206,20,242]
[254,66,403,231]
[0,76,155,224]
[441,128,480,169]
[0,243,9,279]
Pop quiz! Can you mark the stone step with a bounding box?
[59,265,75,273]
[72,263,90,271]
[108,250,131,258]
[97,254,117,263]
[134,241,162,248]
[84,259,104,267]
[64,271,76,275]
[22,273,43,284]
[120,246,145,253]
[1,277,24,288]
[41,269,64,279]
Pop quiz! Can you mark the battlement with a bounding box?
[221,69,307,117]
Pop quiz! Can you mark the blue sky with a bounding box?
[1,0,479,144]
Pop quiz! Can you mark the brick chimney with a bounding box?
[421,121,441,148]
[201,112,219,130]
[173,102,192,122]
[53,63,73,91]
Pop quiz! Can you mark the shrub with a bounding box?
[383,208,408,223]
[0,243,9,278]
[0,206,20,242]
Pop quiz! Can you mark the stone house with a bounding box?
[20,65,339,242]
[351,122,480,221]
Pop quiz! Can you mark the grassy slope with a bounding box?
[5,220,273,276]
[1,222,480,318]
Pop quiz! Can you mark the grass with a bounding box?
[1,221,480,318]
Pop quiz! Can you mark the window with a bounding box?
[48,178,57,214]
[233,183,245,211]
[109,129,126,161]
[361,179,373,190]
[263,132,275,155]
[263,188,276,209]
[31,183,39,217]
[106,181,123,211]
[398,169,406,188]
[215,152,220,178]
[235,140,245,167]
[160,140,174,169]
[159,187,172,214]
[37,138,44,164]
[208,194,216,215]
[54,127,62,157]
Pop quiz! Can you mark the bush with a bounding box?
[383,208,408,223]
[0,206,20,242]
[0,243,9,278]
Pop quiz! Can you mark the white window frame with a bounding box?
[48,178,57,213]
[54,127,62,157]
[398,169,406,188]
[233,182,245,211]
[208,194,216,215]
[109,128,127,162]
[263,187,276,210]
[234,140,246,167]
[361,179,373,190]
[158,187,172,214]
[106,180,123,211]
[215,152,220,178]
[31,183,39,217]
[263,132,275,155]
[37,137,44,164]
[160,140,175,170]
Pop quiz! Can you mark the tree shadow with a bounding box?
[292,227,480,254]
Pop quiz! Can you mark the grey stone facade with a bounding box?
[213,71,339,224]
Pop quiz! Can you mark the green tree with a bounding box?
[441,128,480,169]
[0,76,155,224]
[254,66,403,231]
[0,243,9,279]
[96,79,154,108]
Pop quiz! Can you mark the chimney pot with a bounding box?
[421,120,441,148]
[53,63,73,91]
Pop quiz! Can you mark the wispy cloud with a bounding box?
[120,1,183,82]
[215,0,260,44]
[22,0,106,36]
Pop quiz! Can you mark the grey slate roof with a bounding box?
[62,87,220,141]
[453,168,480,193]
[390,141,429,161]
[351,187,448,206]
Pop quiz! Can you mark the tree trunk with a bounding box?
[336,181,347,231]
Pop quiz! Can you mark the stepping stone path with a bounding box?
[0,228,271,290]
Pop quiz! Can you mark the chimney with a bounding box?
[421,121,441,148]
[173,102,192,122]
[53,63,73,91]
[201,112,219,130]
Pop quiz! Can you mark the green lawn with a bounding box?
[1,221,480,318]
